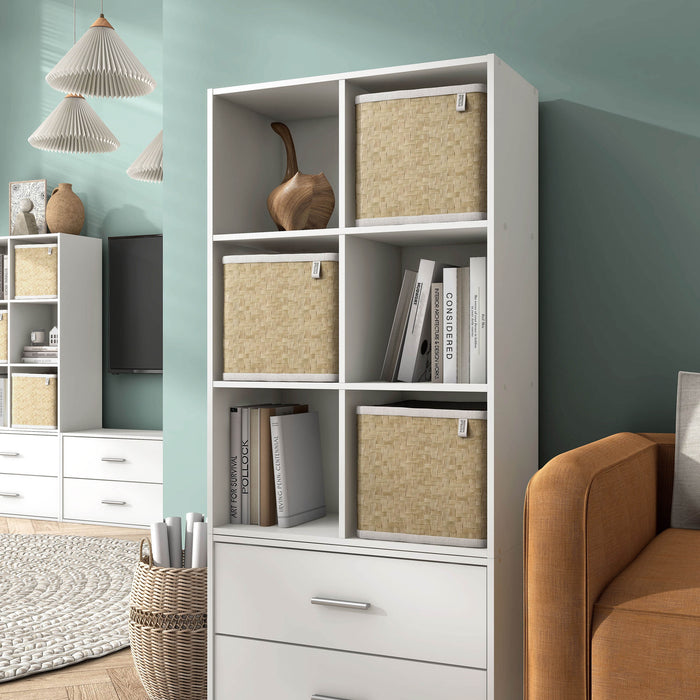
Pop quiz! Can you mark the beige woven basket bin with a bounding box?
[14,244,58,298]
[0,310,7,362]
[355,84,487,226]
[11,373,57,429]
[129,539,207,700]
[222,253,339,381]
[357,403,487,547]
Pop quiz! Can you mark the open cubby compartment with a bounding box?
[341,56,489,228]
[8,302,57,365]
[210,80,340,235]
[210,385,340,541]
[343,233,487,384]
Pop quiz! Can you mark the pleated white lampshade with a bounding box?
[46,15,155,98]
[28,94,119,153]
[127,130,163,182]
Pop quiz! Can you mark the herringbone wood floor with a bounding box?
[0,517,149,700]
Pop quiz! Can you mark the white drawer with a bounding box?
[214,544,487,668]
[63,436,162,483]
[214,635,486,700]
[0,433,58,476]
[0,474,58,517]
[63,478,162,526]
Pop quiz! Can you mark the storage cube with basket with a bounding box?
[222,253,339,381]
[129,539,207,700]
[357,403,488,546]
[14,243,58,298]
[11,373,57,429]
[355,84,487,225]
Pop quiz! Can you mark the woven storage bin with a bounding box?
[0,310,7,362]
[357,403,487,546]
[130,539,207,700]
[222,253,339,381]
[355,84,487,226]
[11,373,57,429]
[14,244,58,298]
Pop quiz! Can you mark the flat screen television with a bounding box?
[108,234,163,374]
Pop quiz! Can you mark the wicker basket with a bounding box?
[355,84,487,226]
[11,373,57,428]
[222,253,339,381]
[129,539,207,700]
[0,310,7,362]
[356,403,487,547]
[14,244,58,298]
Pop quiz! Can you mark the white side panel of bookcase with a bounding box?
[57,234,102,432]
[488,56,539,700]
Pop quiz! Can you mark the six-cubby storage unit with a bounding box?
[208,55,538,699]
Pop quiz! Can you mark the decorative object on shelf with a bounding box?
[14,243,59,299]
[12,199,39,236]
[46,183,85,235]
[49,326,59,346]
[28,94,119,154]
[127,130,163,182]
[46,8,155,98]
[266,122,335,231]
[11,373,58,429]
[355,84,487,225]
[9,179,47,235]
[30,329,46,346]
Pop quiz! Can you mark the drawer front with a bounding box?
[0,474,58,517]
[0,433,59,476]
[63,478,162,526]
[63,437,162,483]
[214,544,487,668]
[214,635,487,700]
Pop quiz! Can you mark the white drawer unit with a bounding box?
[0,433,59,477]
[63,478,163,526]
[63,435,163,483]
[214,543,487,669]
[214,635,487,700]
[0,474,58,518]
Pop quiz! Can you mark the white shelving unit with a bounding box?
[208,55,538,699]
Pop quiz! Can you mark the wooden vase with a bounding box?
[267,122,335,231]
[46,183,84,235]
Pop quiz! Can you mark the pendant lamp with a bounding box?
[28,94,119,153]
[127,130,163,182]
[46,12,155,98]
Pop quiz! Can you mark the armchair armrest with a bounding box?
[524,432,661,699]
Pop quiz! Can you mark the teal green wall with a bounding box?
[162,0,700,516]
[0,0,163,430]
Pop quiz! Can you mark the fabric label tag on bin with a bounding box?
[311,260,322,279]
[458,418,469,437]
[456,93,467,112]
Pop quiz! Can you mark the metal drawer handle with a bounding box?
[0,492,20,497]
[310,597,371,611]
[312,695,353,700]
[101,499,127,506]
[101,457,126,463]
[0,452,20,457]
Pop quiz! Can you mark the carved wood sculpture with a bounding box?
[267,122,335,231]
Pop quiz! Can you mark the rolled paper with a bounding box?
[150,521,170,568]
[185,512,204,568]
[165,516,182,568]
[191,521,207,568]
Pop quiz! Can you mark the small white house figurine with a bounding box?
[49,326,59,346]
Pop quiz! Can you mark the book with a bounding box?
[21,350,58,358]
[0,377,8,427]
[22,345,58,352]
[0,254,4,300]
[258,404,308,526]
[21,357,57,364]
[270,411,326,528]
[229,407,241,524]
[457,266,470,383]
[442,268,458,383]
[240,407,250,525]
[397,259,448,382]
[430,282,442,383]
[380,269,417,381]
[469,257,487,384]
[249,408,261,525]
[2,255,7,300]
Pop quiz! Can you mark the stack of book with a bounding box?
[0,375,8,427]
[21,345,58,364]
[0,253,7,300]
[381,256,487,384]
[229,404,325,528]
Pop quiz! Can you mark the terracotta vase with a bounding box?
[267,122,335,231]
[46,183,84,235]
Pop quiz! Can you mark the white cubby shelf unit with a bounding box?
[208,55,538,700]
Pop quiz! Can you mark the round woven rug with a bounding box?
[0,533,140,682]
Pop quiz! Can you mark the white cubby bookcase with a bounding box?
[208,55,538,699]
